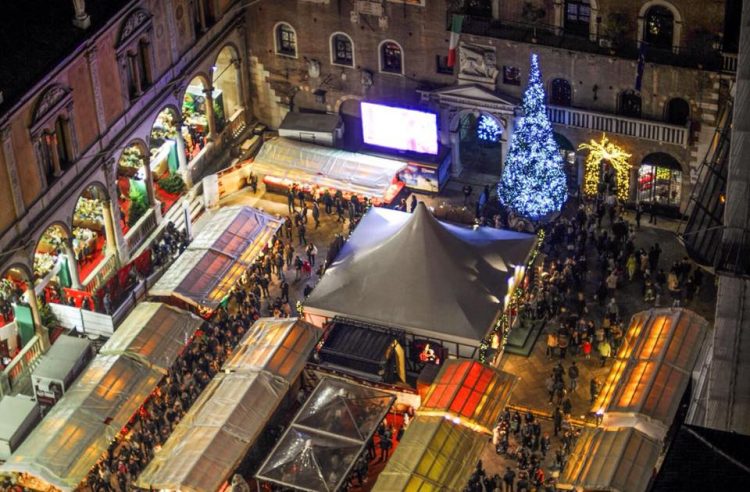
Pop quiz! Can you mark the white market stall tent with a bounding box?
[304,203,537,356]
[0,302,203,492]
[151,206,283,311]
[0,395,41,461]
[136,318,321,492]
[256,377,396,492]
[251,137,406,199]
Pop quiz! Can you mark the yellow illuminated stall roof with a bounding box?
[374,415,487,492]
[558,427,660,492]
[594,308,709,427]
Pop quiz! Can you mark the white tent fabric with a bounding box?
[0,302,200,491]
[304,203,537,346]
[251,137,406,198]
[136,318,321,492]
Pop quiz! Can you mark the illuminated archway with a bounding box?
[0,265,39,350]
[181,76,211,160]
[212,45,241,126]
[150,107,186,212]
[117,141,150,234]
[71,184,110,282]
[578,134,631,200]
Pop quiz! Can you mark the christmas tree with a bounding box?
[498,53,567,220]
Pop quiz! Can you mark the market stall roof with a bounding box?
[419,360,517,433]
[279,112,343,133]
[251,137,406,198]
[373,415,487,491]
[0,302,199,491]
[595,308,709,437]
[151,206,283,310]
[135,317,320,492]
[304,203,537,346]
[223,317,320,380]
[98,302,203,373]
[256,377,395,492]
[557,427,661,492]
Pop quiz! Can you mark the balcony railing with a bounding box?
[125,207,157,256]
[0,332,46,397]
[456,15,723,72]
[83,253,118,294]
[547,105,689,147]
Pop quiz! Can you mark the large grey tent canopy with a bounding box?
[304,203,537,347]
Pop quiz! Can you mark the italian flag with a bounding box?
[447,15,464,68]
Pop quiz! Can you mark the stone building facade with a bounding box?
[245,0,737,212]
[0,0,252,337]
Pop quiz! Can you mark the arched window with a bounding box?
[117,9,154,102]
[275,23,297,57]
[331,33,354,67]
[564,0,591,36]
[550,79,572,106]
[644,6,674,48]
[380,41,403,74]
[619,90,642,118]
[666,98,690,125]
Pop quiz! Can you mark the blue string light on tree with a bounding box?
[497,53,568,220]
[477,114,501,142]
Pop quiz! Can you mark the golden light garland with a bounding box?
[578,134,632,201]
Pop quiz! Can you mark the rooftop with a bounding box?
[0,0,134,118]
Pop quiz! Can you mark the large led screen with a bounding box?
[361,102,438,155]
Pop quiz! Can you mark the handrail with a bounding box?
[83,253,118,294]
[547,105,689,147]
[1,333,45,396]
[125,208,157,255]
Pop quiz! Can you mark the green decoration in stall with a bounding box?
[167,139,179,173]
[14,304,35,347]
[58,256,72,288]
[129,178,147,201]
[128,197,150,227]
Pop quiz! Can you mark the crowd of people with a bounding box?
[85,310,249,491]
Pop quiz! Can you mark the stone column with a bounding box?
[196,0,208,33]
[48,132,63,177]
[24,287,42,331]
[85,47,107,135]
[704,0,750,436]
[63,241,82,290]
[203,86,219,142]
[1,126,26,218]
[450,131,462,177]
[128,52,143,97]
[164,0,180,63]
[101,199,119,257]
[174,120,192,188]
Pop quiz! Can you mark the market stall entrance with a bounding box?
[0,266,40,374]
[182,76,224,158]
[150,206,283,315]
[149,107,187,212]
[637,152,683,213]
[212,45,243,130]
[33,223,81,298]
[71,184,116,284]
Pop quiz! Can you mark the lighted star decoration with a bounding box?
[578,134,632,200]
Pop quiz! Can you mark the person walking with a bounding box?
[502,467,516,492]
[297,222,307,246]
[567,361,579,392]
[409,195,418,213]
[287,187,296,214]
[284,243,294,268]
[552,406,563,437]
[294,256,303,281]
[462,184,473,206]
[280,280,289,303]
[598,339,612,367]
[635,201,644,230]
[312,201,320,229]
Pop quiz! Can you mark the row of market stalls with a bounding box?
[558,308,710,492]
[150,205,283,314]
[136,318,321,492]
[0,302,204,491]
[305,203,537,371]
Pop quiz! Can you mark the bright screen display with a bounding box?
[361,102,438,155]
